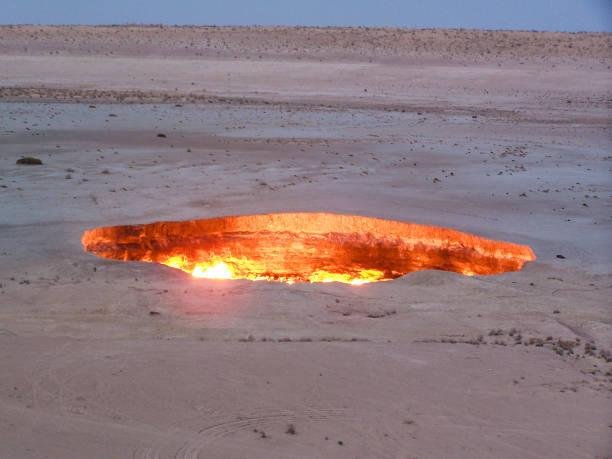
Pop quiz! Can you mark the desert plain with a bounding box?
[0,26,611,458]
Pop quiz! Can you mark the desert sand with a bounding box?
[0,26,611,458]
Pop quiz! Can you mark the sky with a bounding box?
[2,0,611,32]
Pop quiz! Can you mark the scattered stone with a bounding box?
[16,157,42,165]
[367,309,397,319]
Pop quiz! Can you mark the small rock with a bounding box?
[16,157,42,165]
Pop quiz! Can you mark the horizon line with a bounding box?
[1,23,611,34]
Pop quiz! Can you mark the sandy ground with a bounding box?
[0,26,611,458]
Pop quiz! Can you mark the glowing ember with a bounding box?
[81,212,536,285]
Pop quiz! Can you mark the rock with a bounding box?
[16,157,42,165]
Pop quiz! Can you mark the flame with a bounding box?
[192,261,233,279]
[160,255,385,284]
[164,256,235,280]
[81,212,536,285]
[307,269,386,285]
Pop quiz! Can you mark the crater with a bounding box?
[81,212,536,285]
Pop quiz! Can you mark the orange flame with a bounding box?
[160,254,386,284]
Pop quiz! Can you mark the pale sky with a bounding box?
[2,0,611,32]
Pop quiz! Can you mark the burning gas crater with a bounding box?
[81,213,535,285]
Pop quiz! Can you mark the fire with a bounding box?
[81,212,536,285]
[192,261,234,279]
[164,256,237,280]
[159,254,385,284]
[307,269,386,285]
